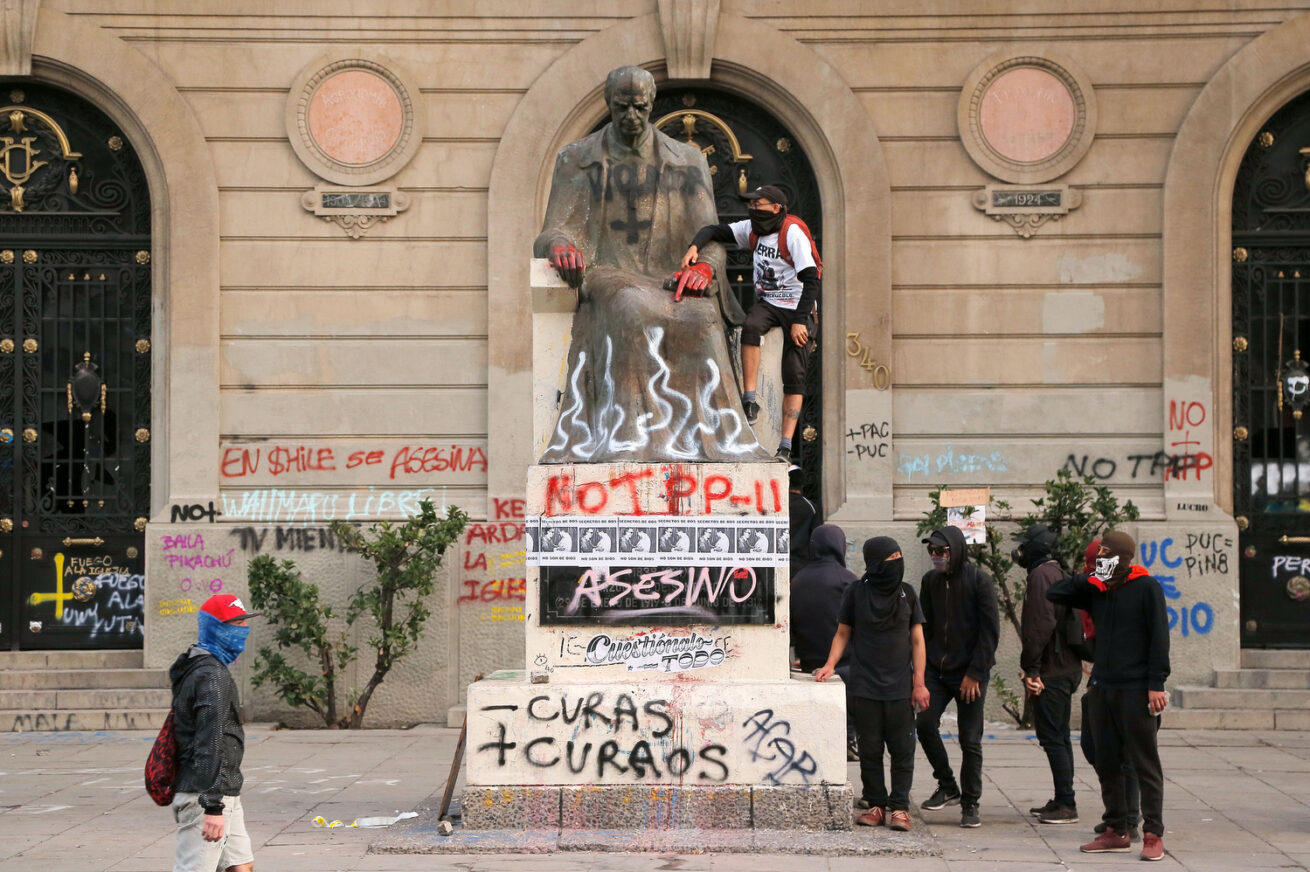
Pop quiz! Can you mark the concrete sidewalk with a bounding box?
[1,723,1307,871]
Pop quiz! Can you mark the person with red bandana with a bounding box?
[1046,531,1170,862]
[1076,539,1143,842]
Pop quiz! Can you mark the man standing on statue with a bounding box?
[682,184,822,461]
[535,65,771,465]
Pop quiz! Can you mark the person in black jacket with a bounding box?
[1047,530,1169,862]
[169,594,259,872]
[1014,525,1083,825]
[815,537,929,832]
[915,526,1000,828]
[790,523,857,757]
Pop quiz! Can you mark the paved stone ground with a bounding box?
[1,723,1307,871]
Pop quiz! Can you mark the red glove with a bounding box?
[672,262,713,301]
[549,242,585,288]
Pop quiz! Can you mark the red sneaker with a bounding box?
[1140,832,1165,861]
[1081,828,1132,853]
[888,809,912,831]
[856,807,886,827]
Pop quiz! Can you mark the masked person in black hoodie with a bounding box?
[169,594,259,872]
[816,537,928,832]
[1014,525,1083,825]
[916,526,1000,828]
[790,524,858,757]
[1047,530,1169,862]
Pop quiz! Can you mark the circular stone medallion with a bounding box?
[286,56,424,186]
[307,70,404,167]
[958,53,1097,184]
[978,67,1075,164]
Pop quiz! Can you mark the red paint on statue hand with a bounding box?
[550,243,585,287]
[673,262,712,300]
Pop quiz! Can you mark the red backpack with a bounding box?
[747,214,823,279]
[144,711,178,806]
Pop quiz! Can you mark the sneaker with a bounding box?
[1029,798,1058,817]
[1095,820,1140,841]
[920,785,961,810]
[1081,828,1132,853]
[856,807,885,827]
[1140,832,1164,861]
[960,806,981,828]
[854,797,872,810]
[847,737,860,762]
[774,446,792,462]
[888,809,912,832]
[1037,804,1079,824]
[742,400,760,423]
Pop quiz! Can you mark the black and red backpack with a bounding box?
[144,710,178,806]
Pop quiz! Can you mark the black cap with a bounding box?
[743,185,788,207]
[920,531,949,546]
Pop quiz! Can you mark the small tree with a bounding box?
[248,499,468,728]
[1018,468,1141,571]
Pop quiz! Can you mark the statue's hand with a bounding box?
[550,242,586,288]
[672,262,713,300]
[681,245,699,269]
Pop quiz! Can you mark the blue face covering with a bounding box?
[196,612,250,666]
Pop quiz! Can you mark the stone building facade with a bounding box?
[2,0,1307,725]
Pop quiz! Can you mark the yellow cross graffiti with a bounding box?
[27,553,72,620]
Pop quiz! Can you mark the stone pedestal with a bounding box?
[462,460,851,831]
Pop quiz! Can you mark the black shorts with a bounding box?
[741,301,812,395]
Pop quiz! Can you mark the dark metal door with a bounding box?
[650,88,825,501]
[1232,89,1310,648]
[0,83,151,650]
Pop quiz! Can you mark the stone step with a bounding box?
[1160,708,1276,730]
[3,708,168,732]
[1213,668,1310,689]
[0,668,168,690]
[0,650,143,670]
[1173,686,1310,710]
[0,688,171,709]
[1241,649,1310,669]
[1160,707,1310,730]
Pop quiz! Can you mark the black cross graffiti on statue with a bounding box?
[607,161,660,244]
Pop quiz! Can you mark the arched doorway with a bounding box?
[584,87,824,499]
[0,82,152,650]
[1231,90,1310,648]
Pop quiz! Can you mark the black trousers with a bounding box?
[1086,686,1164,837]
[850,696,916,811]
[1032,672,1081,807]
[1080,686,1141,827]
[740,301,812,395]
[915,669,987,807]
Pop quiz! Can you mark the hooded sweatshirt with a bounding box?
[919,526,1001,682]
[169,645,245,813]
[1016,526,1082,678]
[790,524,856,671]
[1047,531,1170,692]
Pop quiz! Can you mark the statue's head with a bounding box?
[604,66,656,145]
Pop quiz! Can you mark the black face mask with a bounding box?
[749,208,785,236]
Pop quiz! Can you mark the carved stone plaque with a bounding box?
[306,69,404,166]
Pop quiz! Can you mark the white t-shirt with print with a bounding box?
[729,219,817,311]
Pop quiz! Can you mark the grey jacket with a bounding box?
[169,646,244,813]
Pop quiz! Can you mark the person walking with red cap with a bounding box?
[168,594,260,872]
